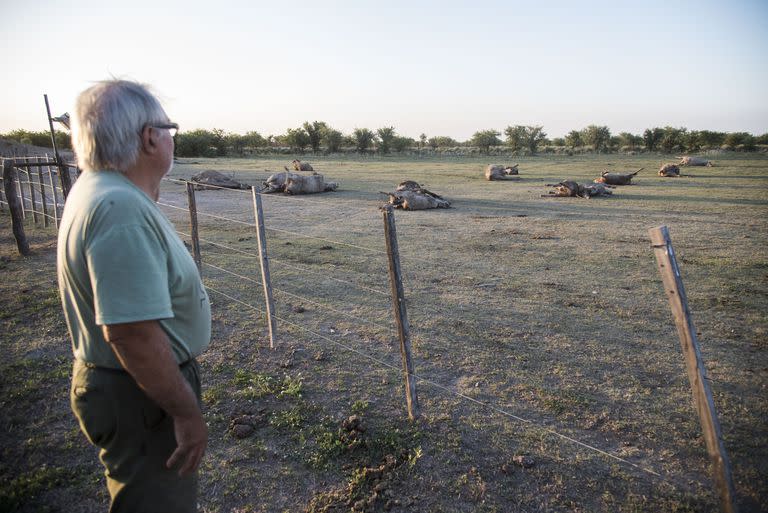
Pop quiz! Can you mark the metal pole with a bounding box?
[649,226,737,513]
[381,205,420,420]
[44,94,71,198]
[251,187,277,348]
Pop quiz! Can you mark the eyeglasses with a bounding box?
[151,122,179,137]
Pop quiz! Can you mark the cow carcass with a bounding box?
[594,168,641,185]
[485,164,519,181]
[678,156,713,167]
[291,159,314,171]
[262,171,338,194]
[658,163,681,177]
[190,170,247,190]
[545,180,613,198]
[384,181,451,210]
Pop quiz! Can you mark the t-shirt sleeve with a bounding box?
[86,224,174,325]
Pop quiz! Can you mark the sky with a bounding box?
[2,0,767,140]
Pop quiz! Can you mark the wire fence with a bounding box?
[2,164,725,501]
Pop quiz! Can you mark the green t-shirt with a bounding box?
[57,170,211,369]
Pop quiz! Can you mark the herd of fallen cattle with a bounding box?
[188,156,715,210]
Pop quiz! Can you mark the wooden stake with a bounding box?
[649,226,737,513]
[185,182,203,276]
[3,160,30,255]
[46,154,60,229]
[36,157,50,227]
[251,187,277,348]
[382,205,420,420]
[24,158,39,224]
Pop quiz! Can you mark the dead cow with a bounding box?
[545,180,613,198]
[485,164,519,181]
[658,163,681,177]
[678,156,713,167]
[190,170,247,190]
[594,168,641,185]
[291,159,314,171]
[385,181,451,210]
[262,171,338,194]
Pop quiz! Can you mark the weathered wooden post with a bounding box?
[649,226,737,513]
[381,205,420,420]
[46,154,60,228]
[3,160,31,256]
[23,159,40,224]
[15,166,25,220]
[36,156,50,227]
[185,181,203,275]
[251,186,277,349]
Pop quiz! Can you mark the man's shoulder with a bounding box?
[70,171,150,214]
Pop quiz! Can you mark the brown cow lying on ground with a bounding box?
[485,164,519,181]
[678,156,713,167]
[290,159,314,171]
[544,180,613,198]
[658,163,681,177]
[190,170,248,190]
[594,168,641,185]
[384,181,451,210]
[262,171,338,194]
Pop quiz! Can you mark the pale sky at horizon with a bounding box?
[2,0,767,140]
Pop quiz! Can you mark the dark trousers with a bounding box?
[70,359,201,513]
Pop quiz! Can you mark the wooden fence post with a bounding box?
[649,226,737,513]
[46,154,60,228]
[3,160,30,256]
[15,167,25,220]
[185,181,203,276]
[24,159,39,224]
[381,205,420,420]
[36,156,50,227]
[251,187,277,349]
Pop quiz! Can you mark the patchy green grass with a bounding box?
[2,153,767,512]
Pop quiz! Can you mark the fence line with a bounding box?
[203,279,705,493]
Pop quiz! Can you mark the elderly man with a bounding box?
[57,80,210,512]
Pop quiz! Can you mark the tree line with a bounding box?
[2,124,766,158]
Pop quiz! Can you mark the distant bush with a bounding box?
[1,129,71,149]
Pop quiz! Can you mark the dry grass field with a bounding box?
[1,153,766,512]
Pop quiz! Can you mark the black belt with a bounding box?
[81,359,193,373]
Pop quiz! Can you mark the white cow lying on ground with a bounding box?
[261,171,338,194]
[678,156,713,167]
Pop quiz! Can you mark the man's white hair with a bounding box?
[72,80,168,172]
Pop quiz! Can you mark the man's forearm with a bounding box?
[102,320,199,419]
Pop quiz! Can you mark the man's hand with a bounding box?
[166,411,208,476]
[103,320,208,476]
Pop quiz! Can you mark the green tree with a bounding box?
[504,125,527,152]
[724,132,756,151]
[321,127,344,154]
[391,135,415,153]
[211,128,227,156]
[243,131,267,149]
[470,129,502,153]
[565,130,582,149]
[525,125,546,153]
[303,121,328,153]
[376,126,396,154]
[285,127,310,152]
[660,126,687,153]
[755,133,768,145]
[428,136,458,149]
[353,128,375,153]
[419,133,427,149]
[643,127,664,151]
[175,129,216,157]
[581,125,611,152]
[551,137,565,146]
[618,132,642,150]
[227,133,247,156]
[696,130,726,149]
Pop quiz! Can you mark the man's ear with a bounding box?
[140,125,159,155]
